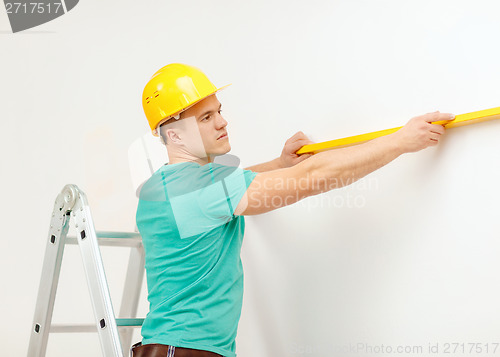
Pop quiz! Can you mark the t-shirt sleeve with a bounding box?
[168,164,257,238]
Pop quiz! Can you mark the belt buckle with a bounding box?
[130,341,142,357]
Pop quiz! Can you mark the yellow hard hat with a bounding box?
[142,63,231,136]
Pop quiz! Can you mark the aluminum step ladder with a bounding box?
[28,184,145,357]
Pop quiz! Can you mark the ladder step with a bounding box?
[66,231,142,247]
[50,319,144,333]
[97,231,142,239]
[51,324,97,333]
[116,318,145,327]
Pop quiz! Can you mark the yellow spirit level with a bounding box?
[297,107,500,154]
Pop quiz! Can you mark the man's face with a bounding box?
[180,94,231,158]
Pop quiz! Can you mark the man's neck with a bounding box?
[167,155,213,166]
[166,146,217,165]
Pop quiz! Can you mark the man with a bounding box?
[133,63,454,357]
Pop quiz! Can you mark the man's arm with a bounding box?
[244,132,314,172]
[244,158,284,172]
[235,111,455,215]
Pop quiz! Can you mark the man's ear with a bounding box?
[165,128,182,144]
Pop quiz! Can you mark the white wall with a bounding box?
[2,1,500,356]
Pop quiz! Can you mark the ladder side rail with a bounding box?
[73,190,124,357]
[118,245,146,355]
[27,192,72,357]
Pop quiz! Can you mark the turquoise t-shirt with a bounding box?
[136,161,257,357]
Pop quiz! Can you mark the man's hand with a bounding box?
[279,131,315,168]
[393,111,455,153]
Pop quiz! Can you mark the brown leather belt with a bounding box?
[130,342,223,357]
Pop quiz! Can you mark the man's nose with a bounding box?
[215,113,227,129]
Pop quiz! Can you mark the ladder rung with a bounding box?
[116,318,144,327]
[51,324,97,333]
[50,319,144,333]
[97,231,142,239]
[66,231,142,247]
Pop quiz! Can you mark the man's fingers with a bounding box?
[288,138,314,152]
[288,141,305,152]
[430,133,441,142]
[423,112,455,123]
[288,131,306,141]
[429,124,445,135]
[298,139,315,146]
[295,154,313,162]
[287,131,315,144]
